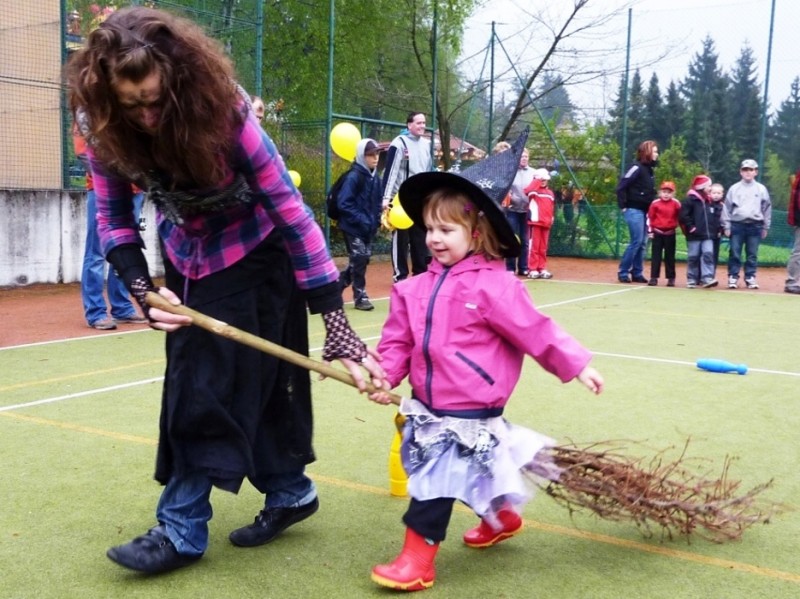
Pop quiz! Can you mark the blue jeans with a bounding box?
[504,211,530,273]
[156,469,316,555]
[727,221,762,280]
[686,239,715,283]
[618,208,646,278]
[81,190,144,325]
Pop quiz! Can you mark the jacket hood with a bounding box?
[354,138,378,175]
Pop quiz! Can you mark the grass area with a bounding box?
[1,281,798,598]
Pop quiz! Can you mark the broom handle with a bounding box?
[146,291,401,406]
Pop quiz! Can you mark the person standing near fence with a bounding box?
[646,180,681,287]
[786,168,800,294]
[73,127,146,330]
[337,139,384,311]
[616,140,659,283]
[503,146,534,276]
[382,112,432,282]
[722,159,772,290]
[67,6,385,575]
[679,175,720,289]
[525,168,556,279]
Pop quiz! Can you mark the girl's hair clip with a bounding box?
[464,202,473,212]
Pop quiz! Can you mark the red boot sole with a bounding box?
[371,570,434,591]
[463,522,523,548]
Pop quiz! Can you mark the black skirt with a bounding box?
[155,231,314,493]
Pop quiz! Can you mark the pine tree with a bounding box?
[769,77,800,171]
[663,81,686,144]
[680,36,733,180]
[642,73,667,147]
[607,69,646,155]
[728,45,763,174]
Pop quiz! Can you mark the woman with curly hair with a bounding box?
[67,6,385,575]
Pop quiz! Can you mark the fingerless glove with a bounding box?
[321,308,368,362]
[106,244,157,320]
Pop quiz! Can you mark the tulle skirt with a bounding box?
[400,397,561,526]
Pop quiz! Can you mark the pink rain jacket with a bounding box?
[378,254,592,415]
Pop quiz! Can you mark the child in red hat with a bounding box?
[646,181,681,286]
[679,175,721,288]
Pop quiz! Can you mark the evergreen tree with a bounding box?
[680,36,733,180]
[535,74,576,128]
[663,81,686,144]
[607,70,647,159]
[642,73,667,147]
[728,45,763,173]
[769,77,800,171]
[626,70,647,153]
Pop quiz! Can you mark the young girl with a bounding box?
[708,182,726,278]
[368,132,604,592]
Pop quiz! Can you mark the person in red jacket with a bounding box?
[646,181,682,286]
[525,168,556,279]
[786,169,800,294]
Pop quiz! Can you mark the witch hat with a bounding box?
[398,127,529,257]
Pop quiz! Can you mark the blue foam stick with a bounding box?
[696,358,748,375]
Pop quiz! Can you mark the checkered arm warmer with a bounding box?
[321,308,368,362]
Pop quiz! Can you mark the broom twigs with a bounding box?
[533,439,783,543]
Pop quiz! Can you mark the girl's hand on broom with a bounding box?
[577,366,604,395]
[367,385,396,406]
[334,346,387,393]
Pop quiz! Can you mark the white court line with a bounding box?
[0,377,164,412]
[0,328,150,352]
[4,285,794,416]
[535,285,642,308]
[595,351,800,378]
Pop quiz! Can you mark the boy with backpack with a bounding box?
[333,139,384,310]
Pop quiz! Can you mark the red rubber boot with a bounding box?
[371,528,439,591]
[462,508,523,548]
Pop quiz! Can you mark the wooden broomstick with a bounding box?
[145,291,401,405]
[145,292,783,543]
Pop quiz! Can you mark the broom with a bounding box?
[145,292,782,543]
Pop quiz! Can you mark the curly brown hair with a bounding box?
[66,6,242,188]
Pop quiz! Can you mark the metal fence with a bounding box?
[0,1,794,266]
[0,0,261,192]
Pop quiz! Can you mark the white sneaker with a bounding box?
[539,270,553,279]
[727,276,738,289]
[527,271,540,279]
[745,277,759,289]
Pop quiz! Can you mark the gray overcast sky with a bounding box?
[461,0,799,122]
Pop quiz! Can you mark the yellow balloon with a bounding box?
[329,122,361,161]
[388,201,414,230]
[288,170,301,188]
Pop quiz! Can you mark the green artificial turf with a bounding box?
[1,281,798,598]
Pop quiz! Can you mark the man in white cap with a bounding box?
[721,159,771,289]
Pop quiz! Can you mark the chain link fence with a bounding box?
[0,1,793,267]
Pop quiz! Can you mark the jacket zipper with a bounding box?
[422,266,451,407]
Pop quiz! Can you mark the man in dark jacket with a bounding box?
[338,139,384,310]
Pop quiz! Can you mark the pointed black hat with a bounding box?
[398,127,529,258]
